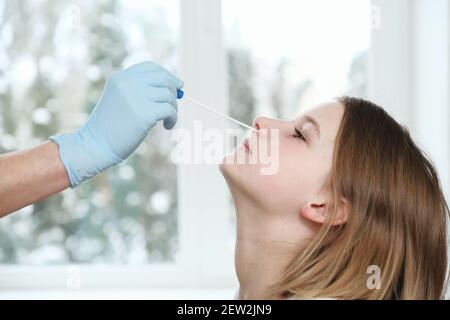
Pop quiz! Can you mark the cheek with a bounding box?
[239,143,312,206]
[220,140,331,208]
[268,143,327,203]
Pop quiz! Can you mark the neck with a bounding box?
[232,193,308,300]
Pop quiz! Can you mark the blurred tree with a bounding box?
[228,48,256,127]
[269,58,313,119]
[0,0,178,264]
[0,0,73,263]
[270,58,288,119]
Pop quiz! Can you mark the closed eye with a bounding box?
[294,128,306,142]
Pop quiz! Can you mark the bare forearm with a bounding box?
[0,140,70,218]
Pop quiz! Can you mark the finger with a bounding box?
[127,61,161,73]
[126,61,184,89]
[150,102,177,123]
[145,72,172,87]
[152,87,177,111]
[144,70,183,94]
[145,87,178,114]
[149,72,177,97]
[169,72,184,89]
[154,66,183,88]
[160,71,184,94]
[163,113,178,130]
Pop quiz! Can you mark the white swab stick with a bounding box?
[183,95,258,132]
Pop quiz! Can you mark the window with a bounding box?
[0,0,237,295]
[223,0,371,123]
[0,0,180,265]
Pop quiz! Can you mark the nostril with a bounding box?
[252,117,261,130]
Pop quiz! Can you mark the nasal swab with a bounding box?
[177,89,258,132]
[184,95,258,132]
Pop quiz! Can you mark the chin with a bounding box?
[219,153,243,187]
[218,153,237,182]
[219,148,240,173]
[218,161,227,177]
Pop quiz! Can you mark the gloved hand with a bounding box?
[50,61,184,188]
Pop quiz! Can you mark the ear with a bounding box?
[300,198,349,226]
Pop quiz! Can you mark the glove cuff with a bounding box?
[49,129,115,188]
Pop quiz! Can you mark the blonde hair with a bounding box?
[271,97,449,299]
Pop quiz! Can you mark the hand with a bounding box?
[50,61,184,187]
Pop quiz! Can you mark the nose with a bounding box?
[252,116,272,131]
[252,116,290,138]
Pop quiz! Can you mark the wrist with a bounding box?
[49,128,117,187]
[46,140,71,190]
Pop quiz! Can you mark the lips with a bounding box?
[243,137,250,153]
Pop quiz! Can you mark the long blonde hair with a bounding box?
[272,96,449,299]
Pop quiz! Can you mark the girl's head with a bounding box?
[219,96,449,299]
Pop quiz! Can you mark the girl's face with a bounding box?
[220,101,344,219]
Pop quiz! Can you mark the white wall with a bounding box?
[369,0,413,127]
[411,0,450,201]
[370,0,450,202]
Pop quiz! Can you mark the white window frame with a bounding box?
[1,0,449,297]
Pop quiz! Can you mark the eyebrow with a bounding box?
[302,115,321,138]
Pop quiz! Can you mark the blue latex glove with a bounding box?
[50,61,184,188]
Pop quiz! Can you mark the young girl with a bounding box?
[220,96,449,300]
